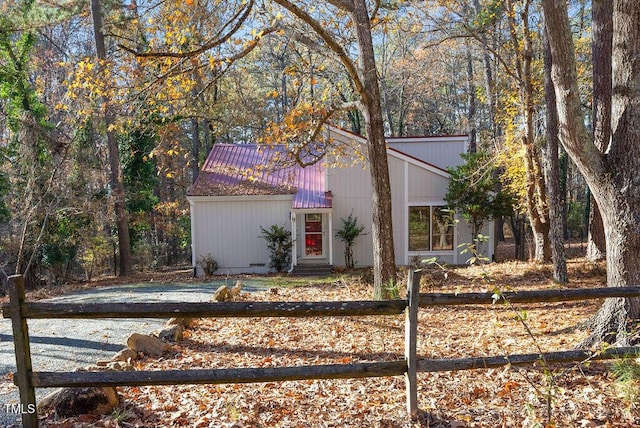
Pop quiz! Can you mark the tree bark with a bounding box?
[352,0,396,299]
[586,198,605,261]
[543,33,567,284]
[90,0,132,276]
[191,118,200,184]
[542,0,640,346]
[505,0,550,263]
[585,0,612,262]
[465,40,477,153]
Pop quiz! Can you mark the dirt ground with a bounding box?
[31,242,640,428]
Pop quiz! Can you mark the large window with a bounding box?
[408,206,454,251]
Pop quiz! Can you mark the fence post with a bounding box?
[8,275,38,428]
[405,269,421,420]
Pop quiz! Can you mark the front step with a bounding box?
[291,264,334,276]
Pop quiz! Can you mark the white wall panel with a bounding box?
[191,196,292,273]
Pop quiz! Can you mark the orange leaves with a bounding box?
[497,380,521,397]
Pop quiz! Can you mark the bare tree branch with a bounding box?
[118,0,255,58]
[271,0,364,95]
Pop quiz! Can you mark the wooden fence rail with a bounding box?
[3,272,640,428]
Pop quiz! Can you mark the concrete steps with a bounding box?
[291,264,334,276]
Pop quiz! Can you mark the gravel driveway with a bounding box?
[0,280,264,427]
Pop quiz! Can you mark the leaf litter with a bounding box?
[40,259,639,427]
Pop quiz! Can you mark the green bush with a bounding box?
[260,224,293,273]
[335,212,366,269]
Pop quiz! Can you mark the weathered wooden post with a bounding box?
[405,269,421,420]
[8,275,38,428]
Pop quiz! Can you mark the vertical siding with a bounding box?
[327,162,374,267]
[388,156,408,266]
[407,163,450,202]
[387,140,466,170]
[192,197,293,273]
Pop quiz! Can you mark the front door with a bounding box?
[303,213,324,258]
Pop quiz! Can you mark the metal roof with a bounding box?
[187,144,332,209]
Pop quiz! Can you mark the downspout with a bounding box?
[289,211,297,273]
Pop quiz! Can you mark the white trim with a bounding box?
[302,213,326,259]
[290,212,297,270]
[189,199,197,269]
[387,135,469,144]
[406,203,456,255]
[404,161,409,266]
[291,208,333,213]
[187,194,294,203]
[328,212,333,265]
[388,149,450,178]
[326,125,368,144]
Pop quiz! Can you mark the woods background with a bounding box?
[0,0,601,288]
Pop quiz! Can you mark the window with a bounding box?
[408,206,453,251]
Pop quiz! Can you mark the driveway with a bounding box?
[0,280,265,427]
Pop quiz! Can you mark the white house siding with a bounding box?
[189,196,293,274]
[327,162,376,268]
[387,137,467,170]
[327,153,473,268]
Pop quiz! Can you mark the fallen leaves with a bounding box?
[38,260,640,427]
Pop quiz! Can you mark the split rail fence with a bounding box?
[4,272,640,427]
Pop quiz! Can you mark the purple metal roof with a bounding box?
[187,144,331,209]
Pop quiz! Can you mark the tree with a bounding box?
[271,0,397,298]
[445,152,515,246]
[585,0,611,262]
[542,34,567,284]
[90,0,132,276]
[542,0,640,346]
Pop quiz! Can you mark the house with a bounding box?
[187,126,494,275]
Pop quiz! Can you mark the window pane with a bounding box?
[432,207,454,250]
[408,206,430,251]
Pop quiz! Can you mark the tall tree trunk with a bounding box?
[585,0,612,261]
[506,0,550,263]
[473,0,497,144]
[90,0,132,276]
[466,41,477,153]
[352,0,396,299]
[191,118,200,184]
[524,141,551,262]
[542,0,640,347]
[543,34,567,284]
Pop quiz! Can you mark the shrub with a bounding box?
[260,224,293,273]
[197,253,218,276]
[335,212,366,269]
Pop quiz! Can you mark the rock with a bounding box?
[157,324,184,342]
[111,347,138,363]
[50,387,119,418]
[212,285,231,302]
[127,333,170,356]
[230,280,242,297]
[37,388,64,413]
[80,361,134,372]
[166,317,194,328]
